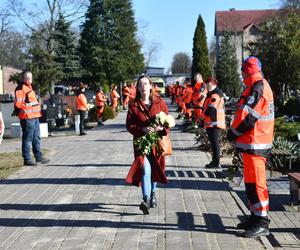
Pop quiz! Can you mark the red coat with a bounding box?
[126,97,169,186]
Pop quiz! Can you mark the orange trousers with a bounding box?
[112,99,118,110]
[194,108,202,123]
[122,96,129,108]
[97,106,104,120]
[243,152,269,217]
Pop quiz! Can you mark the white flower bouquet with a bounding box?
[134,111,175,155]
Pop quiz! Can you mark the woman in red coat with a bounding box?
[126,75,169,214]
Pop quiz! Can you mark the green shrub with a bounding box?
[275,117,300,141]
[102,105,116,121]
[102,83,110,94]
[88,107,98,122]
[270,136,299,171]
[87,105,116,122]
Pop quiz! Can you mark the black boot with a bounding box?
[139,197,150,214]
[237,213,256,230]
[150,192,157,208]
[24,160,37,166]
[205,161,221,168]
[243,216,270,238]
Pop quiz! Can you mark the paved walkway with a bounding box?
[0,102,298,249]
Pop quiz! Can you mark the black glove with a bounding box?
[226,129,237,142]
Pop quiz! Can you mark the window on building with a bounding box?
[249,26,260,36]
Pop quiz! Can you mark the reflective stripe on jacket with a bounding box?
[230,78,274,157]
[201,87,225,129]
[14,83,41,120]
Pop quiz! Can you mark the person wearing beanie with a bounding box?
[227,56,274,238]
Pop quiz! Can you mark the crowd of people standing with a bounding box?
[8,56,274,239]
[125,56,274,239]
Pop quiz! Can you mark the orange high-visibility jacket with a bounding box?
[230,78,274,157]
[111,89,120,109]
[14,83,41,120]
[129,87,136,100]
[122,86,130,97]
[201,87,225,129]
[182,86,193,104]
[96,92,107,107]
[76,91,89,111]
[192,82,207,108]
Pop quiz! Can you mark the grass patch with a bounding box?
[0,149,49,179]
[0,152,23,179]
[275,117,300,141]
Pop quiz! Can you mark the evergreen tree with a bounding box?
[250,13,300,103]
[53,13,80,82]
[79,0,144,85]
[28,31,57,96]
[215,33,240,97]
[191,15,211,82]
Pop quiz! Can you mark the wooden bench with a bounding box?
[268,148,292,177]
[288,173,300,211]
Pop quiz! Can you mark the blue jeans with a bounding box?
[141,156,157,200]
[20,118,42,162]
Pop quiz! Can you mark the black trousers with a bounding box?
[206,127,220,165]
[78,110,86,134]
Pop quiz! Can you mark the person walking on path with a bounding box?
[227,56,274,238]
[76,83,89,136]
[14,71,49,166]
[200,77,225,168]
[95,87,107,126]
[126,74,169,215]
[110,84,120,112]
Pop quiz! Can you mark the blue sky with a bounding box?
[132,0,279,71]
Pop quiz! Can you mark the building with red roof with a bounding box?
[214,9,281,72]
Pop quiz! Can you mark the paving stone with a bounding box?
[0,101,278,249]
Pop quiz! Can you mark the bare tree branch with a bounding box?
[143,40,161,67]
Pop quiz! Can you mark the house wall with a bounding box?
[3,67,22,95]
[0,67,3,95]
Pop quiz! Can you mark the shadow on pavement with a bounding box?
[48,164,131,168]
[0,212,241,236]
[0,203,141,216]
[235,190,292,212]
[0,177,229,191]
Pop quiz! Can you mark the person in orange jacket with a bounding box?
[170,82,177,104]
[14,71,49,166]
[182,78,193,121]
[95,87,107,126]
[200,77,225,168]
[110,84,120,111]
[129,82,137,101]
[122,83,130,110]
[227,57,274,238]
[76,82,89,135]
[192,73,207,126]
